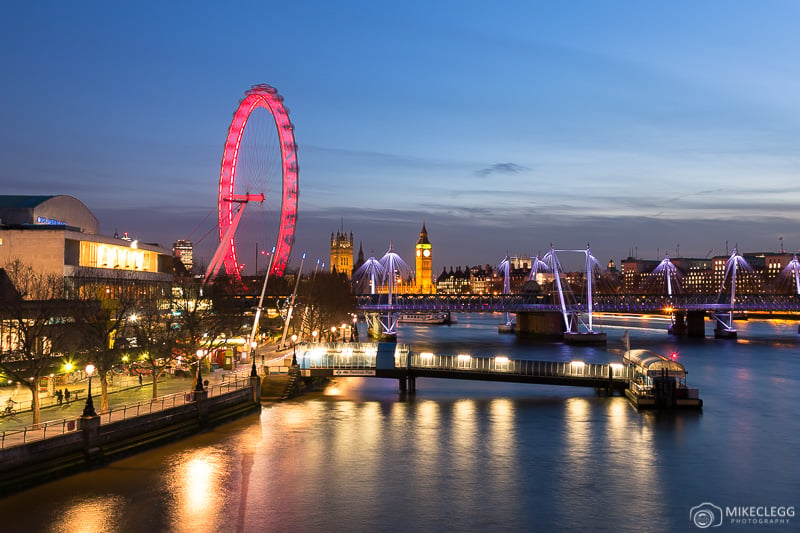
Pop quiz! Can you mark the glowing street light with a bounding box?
[291,334,298,366]
[312,330,318,343]
[195,350,205,392]
[82,364,97,417]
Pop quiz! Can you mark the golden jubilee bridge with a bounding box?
[354,247,800,340]
[355,293,800,313]
[355,293,800,340]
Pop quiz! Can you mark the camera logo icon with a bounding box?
[690,502,724,528]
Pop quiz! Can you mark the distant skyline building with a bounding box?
[330,225,353,279]
[173,239,193,271]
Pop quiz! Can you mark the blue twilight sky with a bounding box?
[2,1,800,273]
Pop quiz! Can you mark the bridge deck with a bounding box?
[356,294,800,313]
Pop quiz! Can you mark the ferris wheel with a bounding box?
[204,84,298,282]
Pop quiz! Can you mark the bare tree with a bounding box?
[296,272,357,340]
[125,275,242,397]
[171,275,242,378]
[69,268,149,411]
[125,295,181,398]
[0,260,75,424]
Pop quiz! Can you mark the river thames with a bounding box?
[0,314,798,532]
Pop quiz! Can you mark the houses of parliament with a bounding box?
[330,222,435,294]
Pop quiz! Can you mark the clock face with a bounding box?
[423,249,431,257]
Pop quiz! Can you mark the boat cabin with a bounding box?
[623,349,702,409]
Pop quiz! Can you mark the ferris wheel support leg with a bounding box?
[204,205,247,283]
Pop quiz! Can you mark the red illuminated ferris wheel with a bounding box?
[205,84,298,281]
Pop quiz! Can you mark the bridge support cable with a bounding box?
[247,247,276,360]
[544,247,571,331]
[279,253,306,349]
[297,259,322,341]
[714,246,750,337]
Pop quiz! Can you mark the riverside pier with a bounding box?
[286,342,702,410]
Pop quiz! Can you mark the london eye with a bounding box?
[205,84,298,281]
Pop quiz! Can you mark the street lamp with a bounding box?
[82,364,97,417]
[330,326,336,343]
[195,350,205,392]
[291,334,298,366]
[351,316,358,342]
[312,330,318,343]
[341,323,346,342]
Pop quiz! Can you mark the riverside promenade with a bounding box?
[0,365,262,496]
[0,367,250,436]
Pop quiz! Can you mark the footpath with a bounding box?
[0,367,250,431]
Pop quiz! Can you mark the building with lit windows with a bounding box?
[330,227,353,279]
[0,195,172,298]
[173,239,194,272]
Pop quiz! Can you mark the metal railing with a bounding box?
[296,344,632,383]
[0,415,82,449]
[0,375,164,416]
[410,354,632,381]
[208,377,251,398]
[299,343,410,369]
[100,390,194,424]
[1,378,254,449]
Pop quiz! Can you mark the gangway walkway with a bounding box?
[296,342,632,392]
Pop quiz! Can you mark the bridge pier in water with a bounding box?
[397,374,416,394]
[669,311,706,338]
[514,311,564,340]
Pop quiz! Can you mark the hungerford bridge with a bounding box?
[353,246,800,341]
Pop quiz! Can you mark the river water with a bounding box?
[1,314,798,532]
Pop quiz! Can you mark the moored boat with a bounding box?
[623,349,703,410]
[399,312,453,325]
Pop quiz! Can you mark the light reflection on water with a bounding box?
[164,449,230,533]
[50,494,127,533]
[0,314,797,532]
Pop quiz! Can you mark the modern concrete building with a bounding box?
[0,195,172,297]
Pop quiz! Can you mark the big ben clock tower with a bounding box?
[415,222,434,294]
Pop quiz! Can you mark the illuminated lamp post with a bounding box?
[312,330,318,343]
[82,364,97,417]
[195,350,205,392]
[291,334,298,366]
[351,316,357,342]
[330,326,336,343]
[341,323,346,342]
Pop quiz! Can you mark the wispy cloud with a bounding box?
[475,162,529,178]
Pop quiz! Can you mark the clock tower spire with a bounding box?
[415,222,434,294]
